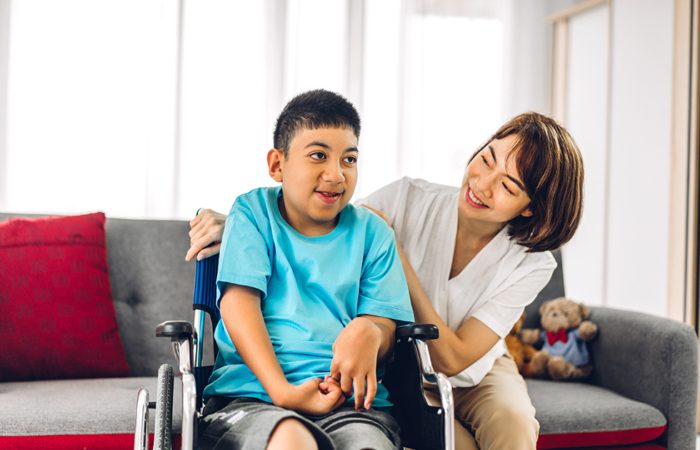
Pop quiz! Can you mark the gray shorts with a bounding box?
[198,396,401,450]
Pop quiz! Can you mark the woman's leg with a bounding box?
[453,354,539,450]
[424,389,479,450]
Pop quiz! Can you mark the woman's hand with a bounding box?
[186,209,226,261]
[361,205,391,228]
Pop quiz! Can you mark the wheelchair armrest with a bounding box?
[396,323,439,341]
[156,320,193,338]
[385,323,455,450]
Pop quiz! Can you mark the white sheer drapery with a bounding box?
[0,0,561,219]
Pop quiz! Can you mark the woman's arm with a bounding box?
[394,240,500,377]
[186,209,226,261]
[362,204,500,377]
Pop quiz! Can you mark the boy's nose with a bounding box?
[322,163,345,183]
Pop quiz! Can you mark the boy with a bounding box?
[198,89,414,450]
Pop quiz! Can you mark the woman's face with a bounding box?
[458,134,533,226]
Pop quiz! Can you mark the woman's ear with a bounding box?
[267,149,284,182]
[521,208,533,218]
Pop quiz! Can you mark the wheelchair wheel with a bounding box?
[154,363,174,450]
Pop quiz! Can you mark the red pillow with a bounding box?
[0,213,130,381]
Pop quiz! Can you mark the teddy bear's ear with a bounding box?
[539,301,551,316]
[579,303,590,319]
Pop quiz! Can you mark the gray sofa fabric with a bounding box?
[0,377,182,435]
[527,380,666,435]
[587,307,698,450]
[105,218,214,376]
[0,213,697,449]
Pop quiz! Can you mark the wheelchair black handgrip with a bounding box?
[156,320,193,338]
[396,323,439,341]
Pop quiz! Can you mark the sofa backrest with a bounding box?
[0,213,213,377]
[105,217,209,376]
[522,249,566,329]
[1,211,563,374]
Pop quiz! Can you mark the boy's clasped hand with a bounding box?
[283,316,383,416]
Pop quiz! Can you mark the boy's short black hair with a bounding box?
[273,89,361,158]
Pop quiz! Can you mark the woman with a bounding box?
[186,112,584,450]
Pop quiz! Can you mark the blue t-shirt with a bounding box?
[203,186,414,408]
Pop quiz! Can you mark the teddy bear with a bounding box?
[519,298,598,381]
[504,313,538,377]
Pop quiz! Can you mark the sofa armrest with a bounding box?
[588,306,698,449]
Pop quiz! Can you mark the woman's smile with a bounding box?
[466,186,488,209]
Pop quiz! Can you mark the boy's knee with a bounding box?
[267,418,318,450]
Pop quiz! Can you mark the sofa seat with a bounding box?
[528,379,667,449]
[0,377,183,450]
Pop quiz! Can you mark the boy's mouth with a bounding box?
[315,190,343,204]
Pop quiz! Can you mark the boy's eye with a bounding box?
[481,155,489,167]
[310,152,326,160]
[343,156,357,164]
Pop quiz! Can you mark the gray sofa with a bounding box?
[0,214,697,449]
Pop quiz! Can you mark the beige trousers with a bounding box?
[423,354,539,450]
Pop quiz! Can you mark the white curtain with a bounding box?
[0,0,562,219]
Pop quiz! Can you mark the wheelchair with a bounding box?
[134,252,455,450]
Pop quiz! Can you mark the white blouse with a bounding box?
[356,177,556,387]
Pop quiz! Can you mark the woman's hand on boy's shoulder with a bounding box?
[186,208,226,261]
[361,205,391,229]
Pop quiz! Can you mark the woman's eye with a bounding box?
[310,152,325,160]
[502,183,515,195]
[564,313,568,317]
[343,156,357,164]
[481,155,489,167]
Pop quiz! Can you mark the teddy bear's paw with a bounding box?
[530,350,550,376]
[569,365,593,380]
[578,321,598,341]
[519,328,541,346]
[547,356,574,381]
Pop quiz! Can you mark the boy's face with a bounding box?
[268,127,358,237]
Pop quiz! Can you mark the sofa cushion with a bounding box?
[0,376,183,449]
[527,379,666,449]
[0,213,129,381]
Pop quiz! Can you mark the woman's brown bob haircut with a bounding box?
[471,112,584,252]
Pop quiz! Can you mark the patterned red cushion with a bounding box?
[0,213,129,381]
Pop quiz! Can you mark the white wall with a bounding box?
[561,3,609,306]
[0,0,10,208]
[605,0,674,316]
[553,0,674,317]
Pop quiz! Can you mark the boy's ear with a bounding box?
[267,149,284,182]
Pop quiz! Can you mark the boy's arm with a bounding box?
[362,314,396,365]
[220,283,345,415]
[330,314,396,411]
